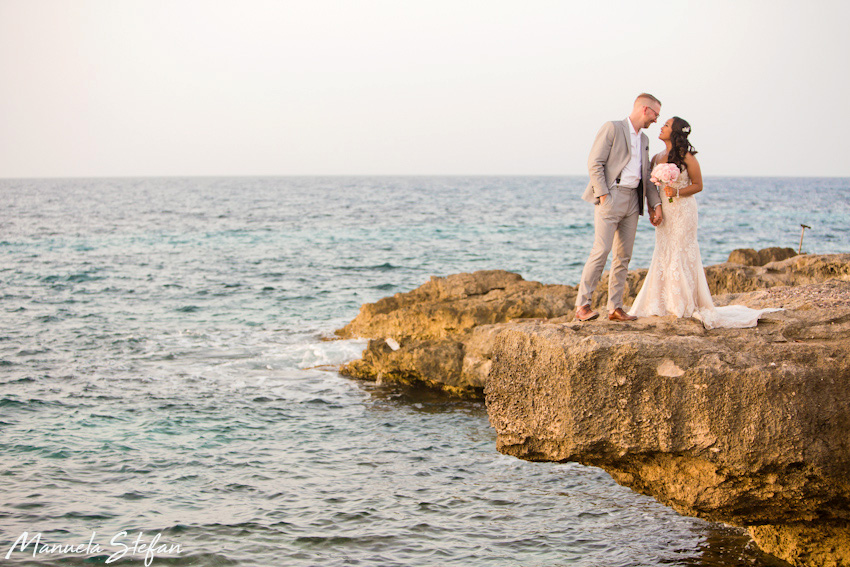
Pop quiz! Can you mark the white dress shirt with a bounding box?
[618,118,642,189]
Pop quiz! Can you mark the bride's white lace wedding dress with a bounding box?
[627,168,781,329]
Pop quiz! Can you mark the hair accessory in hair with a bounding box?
[682,126,691,133]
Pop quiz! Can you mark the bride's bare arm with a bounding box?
[661,153,703,198]
[679,154,703,197]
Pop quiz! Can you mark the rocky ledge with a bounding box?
[335,270,576,397]
[485,292,850,566]
[337,251,850,566]
[336,251,849,397]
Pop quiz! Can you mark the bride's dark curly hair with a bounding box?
[668,116,697,171]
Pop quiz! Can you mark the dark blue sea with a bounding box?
[2,176,847,566]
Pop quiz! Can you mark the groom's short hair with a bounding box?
[635,93,661,107]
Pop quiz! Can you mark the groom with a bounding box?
[575,93,663,322]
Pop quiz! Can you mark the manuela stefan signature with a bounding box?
[5,531,182,566]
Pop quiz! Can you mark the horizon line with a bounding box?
[3,173,849,181]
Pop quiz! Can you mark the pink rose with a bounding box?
[650,163,680,202]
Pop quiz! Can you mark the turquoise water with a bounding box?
[3,176,846,566]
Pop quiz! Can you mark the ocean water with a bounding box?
[2,176,847,566]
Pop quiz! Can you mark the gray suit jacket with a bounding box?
[581,118,660,216]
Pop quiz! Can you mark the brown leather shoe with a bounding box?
[575,305,599,321]
[608,307,637,322]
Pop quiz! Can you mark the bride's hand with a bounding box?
[663,185,675,198]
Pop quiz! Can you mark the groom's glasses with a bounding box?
[645,106,660,119]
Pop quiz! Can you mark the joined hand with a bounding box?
[650,207,663,226]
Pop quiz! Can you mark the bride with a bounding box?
[627,117,780,329]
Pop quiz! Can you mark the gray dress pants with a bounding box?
[576,186,640,312]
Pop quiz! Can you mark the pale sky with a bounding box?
[1,0,848,178]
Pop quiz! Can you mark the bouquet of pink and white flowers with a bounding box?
[650,163,680,203]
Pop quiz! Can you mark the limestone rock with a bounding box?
[485,302,850,566]
[728,247,798,266]
[337,270,577,395]
[338,254,850,399]
[343,337,470,395]
[706,253,850,296]
[336,270,575,342]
